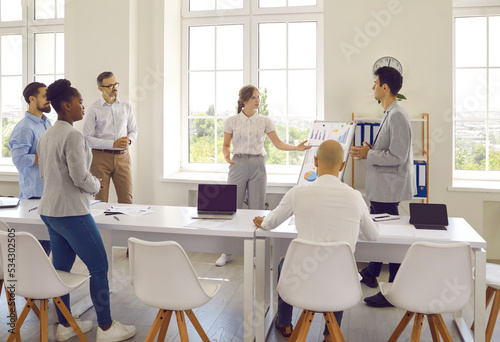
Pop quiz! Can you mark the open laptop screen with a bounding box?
[197,184,237,213]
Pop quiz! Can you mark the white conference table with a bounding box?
[0,199,265,342]
[254,216,487,342]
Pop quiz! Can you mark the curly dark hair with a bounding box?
[46,79,80,113]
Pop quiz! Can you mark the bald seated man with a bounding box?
[254,139,379,341]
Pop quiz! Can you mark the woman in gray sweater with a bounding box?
[37,79,136,342]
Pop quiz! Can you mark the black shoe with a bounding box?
[274,317,293,339]
[364,291,394,308]
[359,267,378,288]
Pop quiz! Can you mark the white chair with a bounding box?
[380,241,472,342]
[128,238,220,342]
[471,263,500,341]
[0,227,90,342]
[277,238,363,342]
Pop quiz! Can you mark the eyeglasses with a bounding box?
[101,83,120,89]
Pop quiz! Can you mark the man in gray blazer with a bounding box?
[350,66,416,308]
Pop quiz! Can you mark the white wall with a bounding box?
[2,0,500,258]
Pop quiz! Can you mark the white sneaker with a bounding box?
[56,319,93,341]
[216,253,232,267]
[96,320,136,342]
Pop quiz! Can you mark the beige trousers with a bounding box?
[90,150,132,204]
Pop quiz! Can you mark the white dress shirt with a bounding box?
[37,121,101,217]
[261,174,379,251]
[83,96,138,150]
[224,112,275,155]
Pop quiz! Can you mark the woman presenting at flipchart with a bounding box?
[215,85,311,267]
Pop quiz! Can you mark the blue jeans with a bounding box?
[40,214,112,327]
[28,197,51,256]
[366,201,400,282]
[277,259,343,336]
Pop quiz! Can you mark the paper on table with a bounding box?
[414,229,451,240]
[184,220,227,229]
[91,209,105,217]
[104,206,153,216]
[378,224,415,238]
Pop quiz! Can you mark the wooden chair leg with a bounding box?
[389,311,415,342]
[427,315,440,342]
[6,298,36,342]
[472,285,496,330]
[145,309,170,342]
[297,310,315,342]
[289,310,307,342]
[176,310,190,342]
[30,301,41,320]
[410,313,424,342]
[324,312,345,342]
[434,314,453,342]
[40,299,49,342]
[53,296,88,342]
[157,310,173,342]
[185,309,210,342]
[486,289,500,342]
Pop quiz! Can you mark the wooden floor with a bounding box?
[0,248,499,341]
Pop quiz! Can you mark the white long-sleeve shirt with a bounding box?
[37,121,100,217]
[83,96,138,150]
[261,174,379,251]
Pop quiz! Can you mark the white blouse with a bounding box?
[224,112,275,155]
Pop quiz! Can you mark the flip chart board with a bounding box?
[298,121,356,185]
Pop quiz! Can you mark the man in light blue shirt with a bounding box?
[9,82,52,254]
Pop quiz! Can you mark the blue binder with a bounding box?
[371,123,381,145]
[414,160,427,198]
[354,123,364,146]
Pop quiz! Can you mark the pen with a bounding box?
[28,206,38,212]
[374,215,390,219]
[114,216,120,221]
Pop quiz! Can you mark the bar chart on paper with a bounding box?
[298,121,356,185]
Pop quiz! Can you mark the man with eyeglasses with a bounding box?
[83,71,138,204]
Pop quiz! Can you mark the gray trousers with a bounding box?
[227,154,267,210]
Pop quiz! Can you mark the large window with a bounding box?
[182,0,323,172]
[454,3,500,180]
[0,0,63,165]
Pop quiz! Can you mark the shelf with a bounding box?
[353,117,427,122]
[351,113,429,203]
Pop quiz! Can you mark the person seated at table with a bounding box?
[253,139,379,341]
[37,79,136,342]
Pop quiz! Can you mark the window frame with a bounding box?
[453,5,500,181]
[0,0,63,166]
[180,1,323,174]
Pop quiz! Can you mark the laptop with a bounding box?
[409,203,449,230]
[191,184,237,220]
[0,197,20,209]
